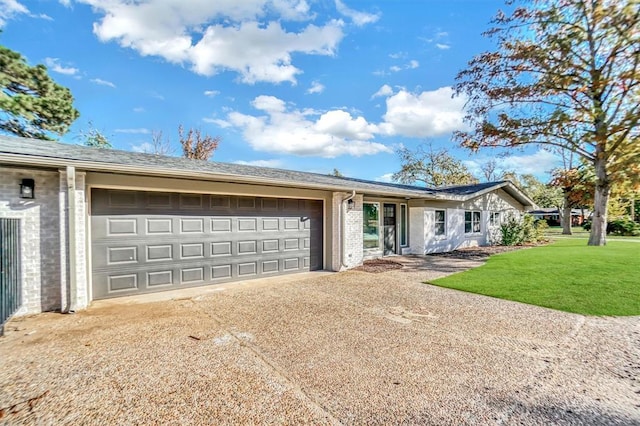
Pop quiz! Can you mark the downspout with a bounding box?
[65,166,77,313]
[340,190,356,270]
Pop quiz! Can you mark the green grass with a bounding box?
[544,226,640,240]
[429,239,640,316]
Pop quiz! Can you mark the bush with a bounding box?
[608,218,640,236]
[582,218,640,236]
[500,215,547,246]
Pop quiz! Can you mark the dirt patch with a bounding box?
[353,258,404,273]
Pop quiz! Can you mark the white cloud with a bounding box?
[388,60,419,73]
[234,159,284,168]
[0,0,28,27]
[44,57,79,76]
[91,78,116,88]
[388,52,406,59]
[203,117,233,128]
[381,87,468,138]
[226,95,390,158]
[334,0,379,26]
[77,0,344,84]
[463,150,561,179]
[371,84,393,99]
[375,173,394,183]
[115,128,151,134]
[58,0,71,7]
[204,90,220,97]
[436,43,451,50]
[307,80,325,94]
[133,107,145,113]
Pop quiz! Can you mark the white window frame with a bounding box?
[465,210,482,234]
[399,203,408,247]
[434,209,446,237]
[363,202,381,250]
[490,211,500,226]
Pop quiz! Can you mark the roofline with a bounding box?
[0,152,445,200]
[458,181,537,209]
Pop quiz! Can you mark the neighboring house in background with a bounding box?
[529,208,590,226]
[0,136,535,317]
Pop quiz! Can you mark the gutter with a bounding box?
[340,190,356,270]
[65,166,77,314]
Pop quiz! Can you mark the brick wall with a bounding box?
[331,192,364,271]
[58,170,88,312]
[0,167,62,314]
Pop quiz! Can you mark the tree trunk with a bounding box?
[562,206,573,234]
[588,159,610,246]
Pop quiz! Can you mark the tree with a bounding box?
[551,165,595,233]
[454,0,640,246]
[0,44,79,139]
[179,125,220,160]
[329,168,344,177]
[146,130,174,156]
[78,121,111,149]
[392,143,478,187]
[519,174,563,209]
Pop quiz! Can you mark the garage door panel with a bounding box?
[91,189,323,299]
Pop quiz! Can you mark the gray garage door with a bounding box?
[91,189,323,299]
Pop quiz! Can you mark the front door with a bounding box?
[383,204,396,255]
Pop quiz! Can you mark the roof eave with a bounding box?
[0,152,441,200]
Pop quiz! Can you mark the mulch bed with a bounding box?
[427,244,539,260]
[353,258,404,273]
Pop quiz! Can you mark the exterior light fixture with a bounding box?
[20,178,35,199]
[347,199,355,210]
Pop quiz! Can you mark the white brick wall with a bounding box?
[59,170,88,312]
[0,167,62,315]
[331,192,364,271]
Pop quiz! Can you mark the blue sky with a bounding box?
[1,0,561,183]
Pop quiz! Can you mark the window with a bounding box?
[435,209,446,236]
[400,204,408,246]
[363,203,380,249]
[465,211,481,233]
[490,212,500,226]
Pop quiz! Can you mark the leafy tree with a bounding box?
[454,0,640,246]
[551,165,595,233]
[521,174,563,209]
[179,125,220,160]
[329,168,344,177]
[0,44,79,139]
[393,143,478,187]
[78,121,111,148]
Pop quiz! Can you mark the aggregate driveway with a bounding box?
[1,257,639,425]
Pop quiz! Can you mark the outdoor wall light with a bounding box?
[19,178,35,199]
[347,198,355,210]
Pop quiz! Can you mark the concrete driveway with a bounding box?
[1,257,639,425]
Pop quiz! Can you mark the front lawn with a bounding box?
[428,239,640,316]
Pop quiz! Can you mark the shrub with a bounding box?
[500,215,547,246]
[500,216,523,246]
[582,218,640,236]
[608,218,640,236]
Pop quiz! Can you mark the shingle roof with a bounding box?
[0,135,535,206]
